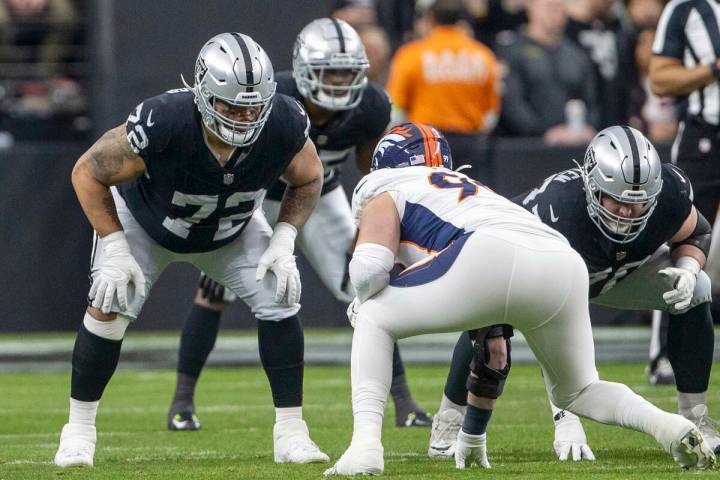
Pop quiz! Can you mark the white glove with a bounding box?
[553,410,595,461]
[346,297,361,328]
[88,231,146,314]
[454,430,491,469]
[256,222,301,306]
[659,257,701,311]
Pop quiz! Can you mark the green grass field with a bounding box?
[1,363,718,479]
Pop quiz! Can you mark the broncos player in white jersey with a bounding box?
[167,18,430,432]
[323,123,715,475]
[53,33,329,467]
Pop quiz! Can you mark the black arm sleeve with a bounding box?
[671,209,712,257]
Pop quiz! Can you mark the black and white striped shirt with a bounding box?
[653,0,720,124]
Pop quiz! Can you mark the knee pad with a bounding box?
[83,313,130,341]
[466,325,513,399]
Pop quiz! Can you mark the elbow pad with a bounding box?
[671,210,712,257]
[349,243,395,302]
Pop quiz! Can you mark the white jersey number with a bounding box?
[162,190,265,241]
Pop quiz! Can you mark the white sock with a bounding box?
[439,394,466,415]
[567,380,693,452]
[350,320,394,447]
[678,391,708,417]
[275,406,302,424]
[68,398,99,426]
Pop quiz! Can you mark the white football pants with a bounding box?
[89,188,299,321]
[349,228,694,452]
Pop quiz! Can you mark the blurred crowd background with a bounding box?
[0,0,703,331]
[0,0,677,146]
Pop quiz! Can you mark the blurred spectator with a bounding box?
[628,26,677,142]
[331,0,415,51]
[0,0,79,77]
[565,0,637,128]
[465,0,528,50]
[386,0,499,180]
[359,25,391,83]
[496,0,598,144]
[625,0,664,28]
[0,0,88,140]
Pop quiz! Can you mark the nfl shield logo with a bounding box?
[616,251,627,261]
[223,173,234,185]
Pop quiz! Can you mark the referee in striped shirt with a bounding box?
[650,0,720,232]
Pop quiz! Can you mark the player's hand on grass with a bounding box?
[89,231,146,314]
[455,430,491,469]
[256,222,301,306]
[553,409,595,461]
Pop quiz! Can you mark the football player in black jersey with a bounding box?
[428,126,719,460]
[167,18,431,433]
[54,33,329,467]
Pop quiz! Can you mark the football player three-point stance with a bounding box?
[167,18,431,433]
[324,123,715,476]
[54,32,329,467]
[428,126,720,463]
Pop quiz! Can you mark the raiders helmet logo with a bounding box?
[584,146,597,171]
[196,57,208,82]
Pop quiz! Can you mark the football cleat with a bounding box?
[670,426,716,470]
[54,423,96,467]
[273,418,329,464]
[168,411,201,431]
[646,354,675,386]
[323,442,384,476]
[685,404,720,454]
[428,409,463,459]
[399,410,433,428]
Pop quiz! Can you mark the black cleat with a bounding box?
[398,410,433,428]
[168,411,201,431]
[646,354,676,386]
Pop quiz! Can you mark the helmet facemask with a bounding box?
[296,60,368,111]
[292,18,369,111]
[195,82,275,147]
[584,176,659,243]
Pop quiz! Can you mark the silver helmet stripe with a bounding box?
[620,125,641,190]
[231,32,255,90]
[330,17,346,53]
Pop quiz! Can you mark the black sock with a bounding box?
[444,332,474,406]
[177,304,221,378]
[390,344,424,424]
[170,304,221,413]
[258,315,304,408]
[71,323,122,402]
[668,303,714,393]
[462,405,492,435]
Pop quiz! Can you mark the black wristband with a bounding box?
[710,62,720,80]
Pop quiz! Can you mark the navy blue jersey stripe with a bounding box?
[232,33,255,87]
[621,126,641,189]
[400,202,465,253]
[392,233,471,288]
[330,17,346,53]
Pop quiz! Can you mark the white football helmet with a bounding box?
[184,32,276,147]
[293,18,369,111]
[581,125,663,243]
